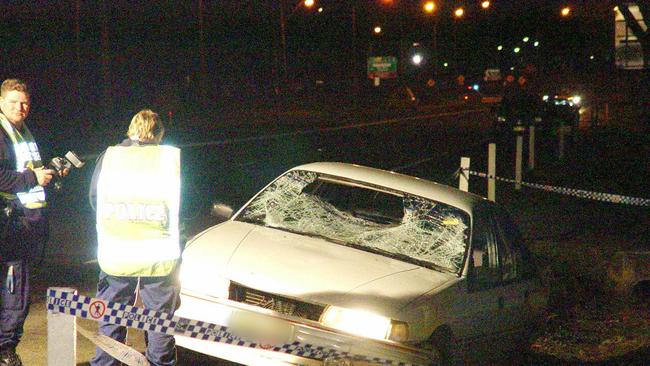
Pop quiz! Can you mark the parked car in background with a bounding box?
[175,162,548,366]
[540,93,581,130]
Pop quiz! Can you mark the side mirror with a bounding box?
[211,202,234,220]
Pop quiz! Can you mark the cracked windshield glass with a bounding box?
[237,170,470,273]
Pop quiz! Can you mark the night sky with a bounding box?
[0,0,618,137]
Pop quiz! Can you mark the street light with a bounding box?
[423,1,439,76]
[497,45,503,51]
[373,25,382,34]
[454,7,464,18]
[523,36,529,43]
[279,0,317,85]
[481,1,490,10]
[561,6,571,17]
[423,1,436,13]
[514,47,521,53]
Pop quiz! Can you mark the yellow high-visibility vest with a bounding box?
[0,115,47,209]
[96,145,181,277]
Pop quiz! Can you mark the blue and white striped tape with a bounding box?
[465,170,650,206]
[46,289,420,366]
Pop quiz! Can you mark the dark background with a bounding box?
[0,1,624,147]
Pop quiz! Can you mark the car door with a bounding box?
[462,205,534,358]
[493,207,540,332]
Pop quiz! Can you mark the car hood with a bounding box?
[184,221,456,315]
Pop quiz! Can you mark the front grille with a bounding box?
[229,282,325,321]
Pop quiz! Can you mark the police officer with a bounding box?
[89,109,181,366]
[0,79,56,366]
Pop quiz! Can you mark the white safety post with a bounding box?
[48,287,77,366]
[488,143,496,201]
[558,121,565,160]
[459,157,470,192]
[515,131,523,190]
[528,125,535,170]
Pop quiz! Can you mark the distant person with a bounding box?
[89,110,181,366]
[0,79,56,366]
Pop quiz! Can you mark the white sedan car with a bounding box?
[175,162,547,366]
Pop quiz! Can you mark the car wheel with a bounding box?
[429,326,455,366]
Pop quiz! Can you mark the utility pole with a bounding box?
[100,0,112,120]
[351,3,358,111]
[279,0,289,84]
[75,0,83,121]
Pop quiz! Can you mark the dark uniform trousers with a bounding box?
[0,260,28,352]
[90,270,180,366]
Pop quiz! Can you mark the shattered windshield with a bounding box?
[236,170,470,273]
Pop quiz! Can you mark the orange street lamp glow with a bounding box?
[561,7,571,17]
[374,26,382,34]
[481,1,490,9]
[423,1,436,13]
[304,0,315,8]
[454,7,464,18]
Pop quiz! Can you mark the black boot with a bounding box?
[0,349,23,366]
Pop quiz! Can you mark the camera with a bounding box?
[48,151,85,190]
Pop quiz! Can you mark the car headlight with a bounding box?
[179,263,230,298]
[570,95,581,105]
[497,116,506,122]
[320,306,409,342]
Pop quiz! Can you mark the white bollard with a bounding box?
[459,157,470,192]
[515,133,523,190]
[528,125,535,170]
[488,143,496,201]
[48,287,77,366]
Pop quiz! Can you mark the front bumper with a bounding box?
[174,290,430,366]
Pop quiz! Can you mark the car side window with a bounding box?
[493,214,522,282]
[470,206,526,290]
[470,213,501,289]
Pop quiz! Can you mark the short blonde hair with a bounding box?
[1,79,30,97]
[127,109,165,143]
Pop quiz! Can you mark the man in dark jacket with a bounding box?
[0,79,56,366]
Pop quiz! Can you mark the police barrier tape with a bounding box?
[464,169,650,206]
[46,289,422,366]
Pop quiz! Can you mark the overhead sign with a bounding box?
[483,68,502,81]
[367,56,397,79]
[615,4,647,69]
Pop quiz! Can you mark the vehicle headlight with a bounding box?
[320,306,409,342]
[497,116,506,122]
[570,95,581,105]
[179,263,230,298]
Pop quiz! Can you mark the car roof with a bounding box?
[290,162,487,214]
